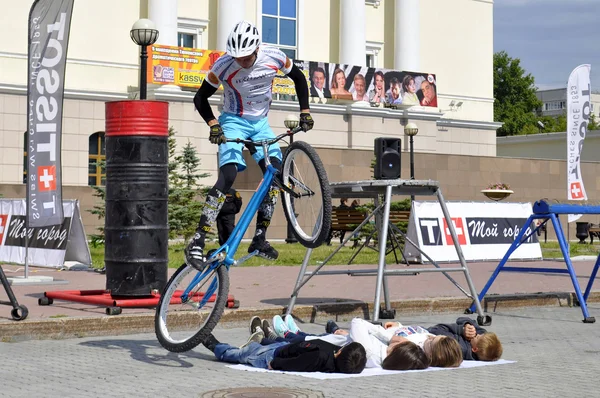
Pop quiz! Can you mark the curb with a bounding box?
[1,292,599,342]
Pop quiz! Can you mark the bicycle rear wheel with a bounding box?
[155,263,229,353]
[281,140,331,248]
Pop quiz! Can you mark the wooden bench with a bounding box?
[329,208,411,242]
[589,223,600,244]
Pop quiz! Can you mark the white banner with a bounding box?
[567,64,591,223]
[0,199,91,268]
[404,201,542,263]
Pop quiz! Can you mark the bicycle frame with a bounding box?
[181,129,302,301]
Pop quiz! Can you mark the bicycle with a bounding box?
[155,125,332,353]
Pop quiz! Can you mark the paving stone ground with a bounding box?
[2,304,600,398]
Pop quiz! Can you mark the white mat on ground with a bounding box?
[226,359,516,379]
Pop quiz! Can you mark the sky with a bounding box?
[494,0,600,91]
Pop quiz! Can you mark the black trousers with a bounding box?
[217,213,236,246]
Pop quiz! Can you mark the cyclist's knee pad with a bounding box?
[258,185,279,220]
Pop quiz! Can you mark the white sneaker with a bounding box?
[285,314,300,333]
[272,315,289,337]
[240,327,264,349]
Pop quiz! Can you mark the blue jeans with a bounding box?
[214,341,289,369]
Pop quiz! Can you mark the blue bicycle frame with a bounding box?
[180,131,300,303]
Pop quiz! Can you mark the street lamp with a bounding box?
[284,115,299,244]
[404,122,419,202]
[130,19,159,100]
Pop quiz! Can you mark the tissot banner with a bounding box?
[404,202,542,263]
[566,64,591,223]
[0,199,91,268]
[26,0,75,227]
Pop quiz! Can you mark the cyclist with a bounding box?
[188,20,313,270]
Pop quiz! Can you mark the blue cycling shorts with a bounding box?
[217,113,283,172]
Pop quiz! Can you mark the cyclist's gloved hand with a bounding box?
[299,112,314,132]
[209,124,226,144]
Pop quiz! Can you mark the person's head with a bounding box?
[226,21,260,68]
[334,342,367,374]
[421,80,436,101]
[402,75,416,94]
[312,67,326,90]
[331,68,347,90]
[389,77,401,100]
[374,71,385,89]
[351,199,360,207]
[382,341,429,370]
[471,332,503,361]
[340,198,348,206]
[353,74,366,96]
[423,335,463,367]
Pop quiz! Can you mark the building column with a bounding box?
[149,0,178,46]
[394,0,420,71]
[340,0,366,66]
[217,0,246,52]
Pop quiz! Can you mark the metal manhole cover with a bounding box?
[201,387,324,398]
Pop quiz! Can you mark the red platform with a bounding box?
[39,289,239,315]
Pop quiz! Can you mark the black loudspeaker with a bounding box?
[374,137,401,179]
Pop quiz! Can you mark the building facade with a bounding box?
[536,88,600,119]
[1,0,503,237]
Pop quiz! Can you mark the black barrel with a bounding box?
[104,100,169,296]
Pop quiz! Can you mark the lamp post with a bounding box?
[284,115,299,244]
[130,19,159,100]
[404,122,419,202]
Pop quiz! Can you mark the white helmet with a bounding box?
[226,21,260,58]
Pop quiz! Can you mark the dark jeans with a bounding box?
[214,341,289,369]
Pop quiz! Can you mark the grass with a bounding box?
[87,240,600,270]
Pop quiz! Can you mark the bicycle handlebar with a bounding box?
[224,125,304,147]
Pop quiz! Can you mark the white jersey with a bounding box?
[205,46,293,121]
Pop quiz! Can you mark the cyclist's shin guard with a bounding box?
[195,188,226,245]
[254,157,281,240]
[255,185,279,240]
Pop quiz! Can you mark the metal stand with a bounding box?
[468,199,599,323]
[286,179,490,324]
[0,265,28,321]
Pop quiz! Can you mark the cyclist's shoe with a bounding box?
[248,239,279,260]
[240,328,264,349]
[185,234,206,271]
[262,319,278,340]
[249,316,262,334]
[285,314,301,333]
[272,315,290,337]
[202,334,221,353]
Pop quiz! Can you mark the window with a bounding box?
[262,0,297,59]
[366,41,383,68]
[177,18,209,49]
[88,132,106,186]
[178,32,195,48]
[366,54,374,68]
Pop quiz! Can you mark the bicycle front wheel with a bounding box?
[155,263,229,353]
[281,140,331,248]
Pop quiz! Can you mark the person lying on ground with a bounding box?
[202,325,367,374]
[424,317,503,361]
[252,315,429,370]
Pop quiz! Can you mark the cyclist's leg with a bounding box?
[186,113,251,269]
[247,118,283,259]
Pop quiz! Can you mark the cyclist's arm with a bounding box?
[286,64,310,113]
[193,72,220,126]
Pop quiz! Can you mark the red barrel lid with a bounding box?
[105,100,169,137]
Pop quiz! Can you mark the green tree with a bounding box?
[494,51,542,136]
[168,129,211,240]
[88,159,106,247]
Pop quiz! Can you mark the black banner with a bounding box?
[4,215,70,250]
[466,217,538,245]
[26,0,74,227]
